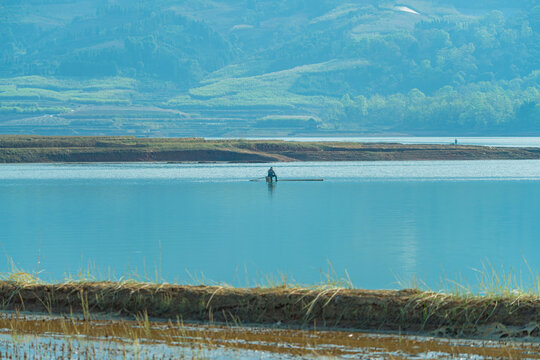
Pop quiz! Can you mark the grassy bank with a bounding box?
[1,135,540,163]
[0,279,538,339]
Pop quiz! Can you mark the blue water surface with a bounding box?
[0,161,539,290]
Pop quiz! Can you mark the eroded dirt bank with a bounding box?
[0,282,538,339]
[1,135,540,162]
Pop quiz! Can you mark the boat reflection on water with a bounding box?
[264,176,324,197]
[267,181,277,196]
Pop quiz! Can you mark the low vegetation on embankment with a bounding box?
[1,135,540,163]
[0,280,538,339]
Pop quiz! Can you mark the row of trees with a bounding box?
[327,77,540,131]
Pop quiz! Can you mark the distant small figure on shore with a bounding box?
[267,167,278,182]
[454,138,458,145]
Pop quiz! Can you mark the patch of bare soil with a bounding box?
[277,144,540,161]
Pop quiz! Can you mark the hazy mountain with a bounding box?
[0,0,538,135]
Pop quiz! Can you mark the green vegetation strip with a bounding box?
[0,281,538,339]
[1,135,540,163]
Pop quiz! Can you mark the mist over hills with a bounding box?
[1,0,538,136]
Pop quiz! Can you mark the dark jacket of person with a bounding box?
[268,168,277,178]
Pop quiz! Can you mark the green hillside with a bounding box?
[0,0,538,135]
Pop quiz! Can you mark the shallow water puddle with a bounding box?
[0,313,538,359]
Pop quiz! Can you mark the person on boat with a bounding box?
[267,167,278,182]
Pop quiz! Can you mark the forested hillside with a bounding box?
[1,0,538,135]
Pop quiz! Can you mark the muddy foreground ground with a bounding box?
[2,312,539,359]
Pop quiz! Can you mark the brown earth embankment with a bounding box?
[1,135,540,162]
[0,148,278,163]
[0,282,538,339]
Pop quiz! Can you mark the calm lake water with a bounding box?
[1,161,539,289]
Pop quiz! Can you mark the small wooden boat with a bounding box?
[249,177,324,182]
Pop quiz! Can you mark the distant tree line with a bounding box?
[326,77,539,132]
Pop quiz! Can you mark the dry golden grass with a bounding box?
[0,275,537,340]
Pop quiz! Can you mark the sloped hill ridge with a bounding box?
[0,0,538,135]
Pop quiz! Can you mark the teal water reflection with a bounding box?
[0,162,539,289]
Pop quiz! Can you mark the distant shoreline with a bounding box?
[1,135,540,163]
